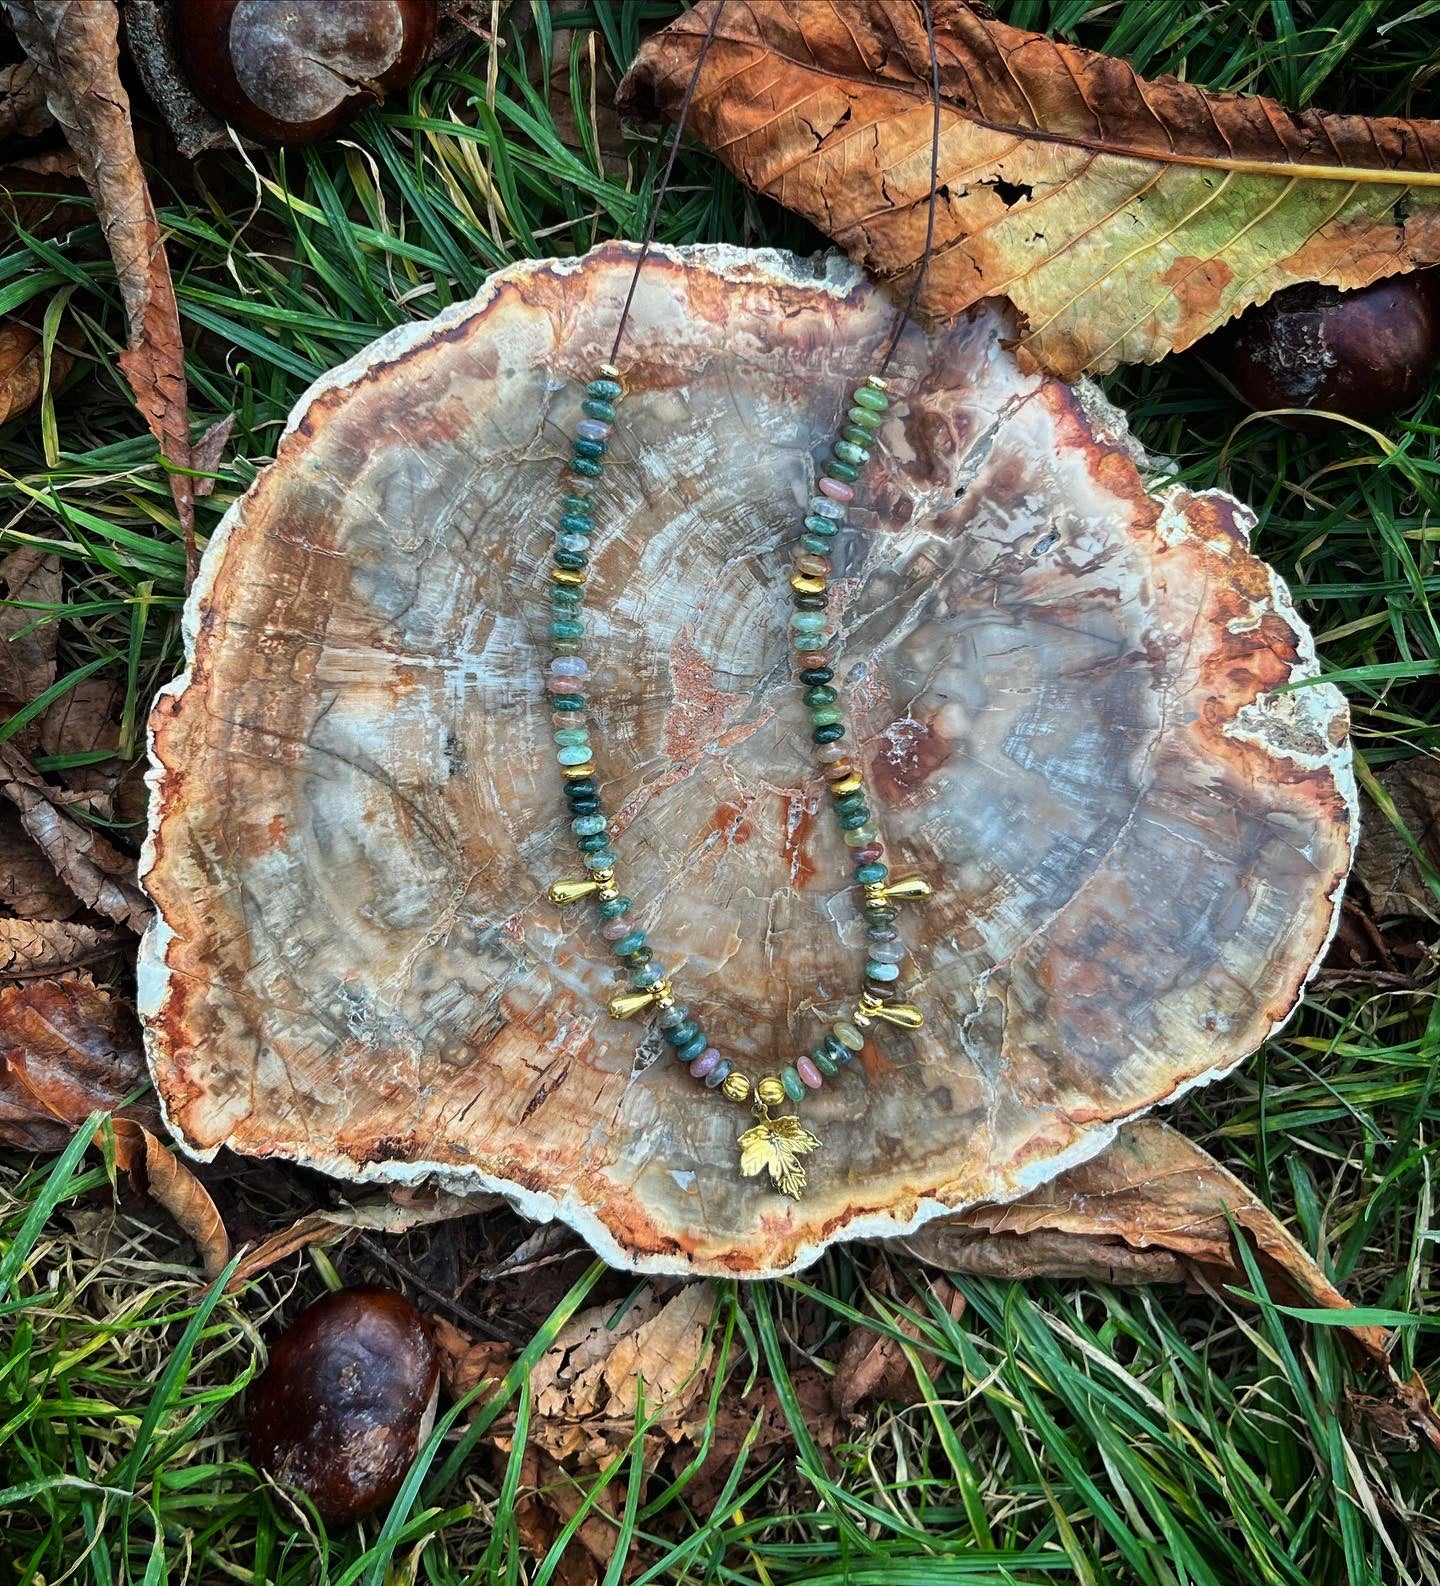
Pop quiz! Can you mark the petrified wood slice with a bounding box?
[139,244,1355,1276]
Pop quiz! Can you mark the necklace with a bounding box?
[542,0,942,1201]
[542,363,930,1200]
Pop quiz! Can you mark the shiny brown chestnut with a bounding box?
[175,0,437,146]
[1208,273,1440,430]
[248,1285,439,1523]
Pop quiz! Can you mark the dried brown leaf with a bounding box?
[0,58,52,144]
[0,976,151,1149]
[0,544,60,711]
[224,1188,498,1287]
[0,805,77,919]
[0,915,126,979]
[4,0,195,573]
[0,149,89,242]
[620,0,1440,376]
[507,1283,717,1470]
[0,319,70,425]
[900,1118,1440,1450]
[832,1265,966,1416]
[112,1117,230,1277]
[0,743,151,931]
[1353,756,1440,921]
[432,1316,512,1402]
[0,978,223,1271]
[190,412,236,498]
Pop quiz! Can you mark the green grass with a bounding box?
[2,1,1438,1581]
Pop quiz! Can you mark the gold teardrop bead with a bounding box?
[548,877,599,905]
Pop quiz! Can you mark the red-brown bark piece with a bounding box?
[139,245,1354,1275]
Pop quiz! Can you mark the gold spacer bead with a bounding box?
[756,1075,786,1108]
[721,1072,751,1104]
[596,361,622,382]
[790,574,826,596]
[864,374,890,392]
[830,773,863,796]
[561,762,596,781]
[552,568,587,587]
[596,882,619,902]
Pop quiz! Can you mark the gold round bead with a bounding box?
[756,1075,786,1108]
[864,374,890,392]
[721,1072,751,1104]
[596,361,621,381]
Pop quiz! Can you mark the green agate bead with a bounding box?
[573,437,607,460]
[852,385,889,411]
[855,861,887,884]
[803,515,839,537]
[814,724,845,743]
[587,378,623,401]
[847,406,883,430]
[599,896,631,918]
[561,494,593,516]
[571,457,603,478]
[839,808,871,829]
[841,425,876,449]
[832,440,869,467]
[790,611,827,633]
[571,814,607,836]
[582,398,615,422]
[812,1046,839,1077]
[781,1066,806,1103]
[827,460,860,483]
[557,745,592,766]
[801,534,831,554]
[804,686,837,707]
[559,514,593,536]
[554,728,589,746]
[550,621,584,641]
[809,706,842,727]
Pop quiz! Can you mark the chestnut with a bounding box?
[175,0,437,146]
[1208,273,1440,429]
[248,1285,439,1523]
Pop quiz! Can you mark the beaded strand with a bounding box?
[544,364,930,1193]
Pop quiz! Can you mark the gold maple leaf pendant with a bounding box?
[737,1109,822,1200]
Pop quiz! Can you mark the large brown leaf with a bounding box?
[619,0,1440,376]
[0,977,229,1275]
[3,0,196,574]
[0,976,151,1150]
[901,1118,1440,1450]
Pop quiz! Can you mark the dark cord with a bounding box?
[878,0,943,375]
[609,0,728,365]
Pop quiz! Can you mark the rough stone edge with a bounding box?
[136,244,1357,1278]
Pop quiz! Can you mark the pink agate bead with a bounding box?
[689,1048,722,1078]
[600,918,632,941]
[795,1055,824,1089]
[817,476,854,503]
